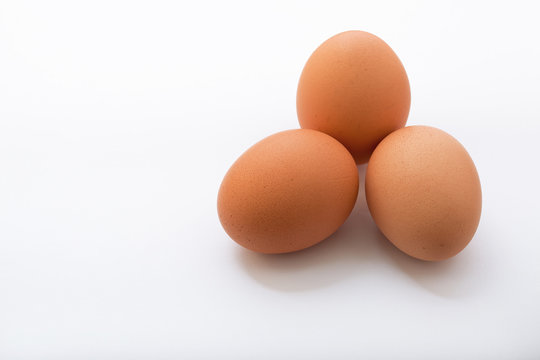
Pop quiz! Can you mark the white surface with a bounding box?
[1,0,539,359]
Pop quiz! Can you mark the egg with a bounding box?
[217,129,359,254]
[297,30,411,164]
[365,126,482,261]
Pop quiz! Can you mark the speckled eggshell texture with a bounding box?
[297,30,411,164]
[365,126,482,261]
[217,129,359,254]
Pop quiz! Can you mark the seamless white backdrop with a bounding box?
[1,1,539,359]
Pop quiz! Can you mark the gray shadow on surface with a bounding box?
[236,164,481,296]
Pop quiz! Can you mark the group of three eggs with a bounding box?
[218,31,482,262]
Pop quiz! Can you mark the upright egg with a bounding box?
[217,129,359,254]
[365,126,482,261]
[297,30,411,164]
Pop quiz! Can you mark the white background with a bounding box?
[1,0,539,359]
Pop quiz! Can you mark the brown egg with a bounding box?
[365,126,482,261]
[297,30,411,164]
[217,129,359,254]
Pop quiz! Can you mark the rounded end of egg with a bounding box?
[217,129,359,254]
[296,30,411,164]
[365,125,482,261]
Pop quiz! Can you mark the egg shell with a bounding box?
[297,30,411,164]
[365,126,482,261]
[217,129,359,254]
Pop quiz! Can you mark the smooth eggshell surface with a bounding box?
[297,30,411,164]
[218,129,359,254]
[365,126,482,261]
